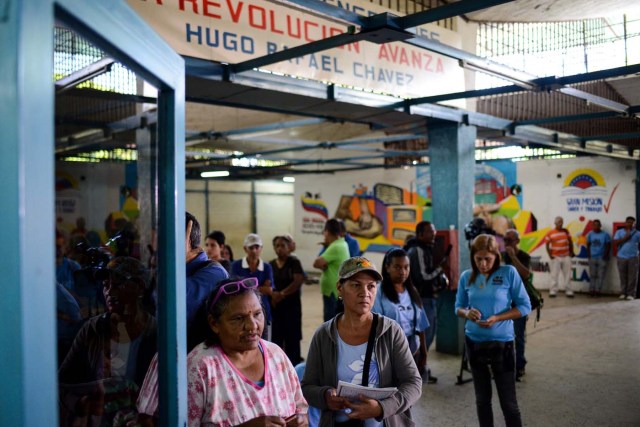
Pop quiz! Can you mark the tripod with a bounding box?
[456,342,473,385]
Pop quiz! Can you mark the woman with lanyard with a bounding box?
[454,234,531,427]
[302,257,422,427]
[372,248,430,381]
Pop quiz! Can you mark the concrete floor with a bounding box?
[299,285,640,427]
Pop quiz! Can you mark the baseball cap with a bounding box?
[338,256,382,281]
[95,256,150,288]
[243,233,263,247]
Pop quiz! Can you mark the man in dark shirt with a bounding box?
[407,221,446,383]
[502,228,531,381]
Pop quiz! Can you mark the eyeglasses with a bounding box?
[209,277,259,309]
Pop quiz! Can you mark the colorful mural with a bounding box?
[298,160,627,289]
[299,183,430,253]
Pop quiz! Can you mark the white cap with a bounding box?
[243,233,263,247]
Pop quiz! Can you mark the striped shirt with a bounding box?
[546,229,572,257]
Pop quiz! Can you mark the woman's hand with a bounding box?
[345,395,383,420]
[284,414,308,427]
[465,308,483,322]
[240,415,287,426]
[258,284,274,297]
[477,315,498,328]
[324,388,348,411]
[271,291,285,305]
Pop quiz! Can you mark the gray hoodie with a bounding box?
[301,314,422,426]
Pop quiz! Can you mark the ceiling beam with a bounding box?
[395,0,514,28]
[55,57,115,93]
[231,0,514,76]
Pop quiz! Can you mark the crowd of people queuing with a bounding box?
[54,211,638,426]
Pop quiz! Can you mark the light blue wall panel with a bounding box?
[1,0,185,425]
[0,0,57,426]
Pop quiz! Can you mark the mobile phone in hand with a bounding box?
[285,414,297,426]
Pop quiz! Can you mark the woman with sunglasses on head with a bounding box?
[301,257,422,427]
[454,234,531,427]
[59,256,157,427]
[137,276,308,427]
[373,248,430,381]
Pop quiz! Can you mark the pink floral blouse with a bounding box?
[137,340,307,426]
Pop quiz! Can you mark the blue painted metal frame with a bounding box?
[1,1,56,425]
[55,2,187,424]
[1,0,185,425]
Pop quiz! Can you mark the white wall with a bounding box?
[56,162,126,239]
[186,179,294,262]
[520,156,637,293]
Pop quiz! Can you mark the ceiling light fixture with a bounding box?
[201,171,230,178]
[283,176,295,183]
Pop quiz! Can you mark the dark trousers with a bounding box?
[466,337,522,427]
[272,300,302,365]
[513,316,527,371]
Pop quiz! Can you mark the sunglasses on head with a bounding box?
[210,277,259,309]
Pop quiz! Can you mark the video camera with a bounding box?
[463,217,495,241]
[72,241,114,318]
[76,242,112,271]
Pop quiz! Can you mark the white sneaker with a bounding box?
[619,294,627,300]
[626,296,635,301]
[565,291,574,298]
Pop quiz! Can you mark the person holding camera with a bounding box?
[455,234,531,427]
[406,221,447,383]
[59,257,157,427]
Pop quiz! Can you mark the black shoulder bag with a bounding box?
[335,314,379,427]
[361,314,379,387]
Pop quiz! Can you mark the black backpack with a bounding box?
[525,272,543,324]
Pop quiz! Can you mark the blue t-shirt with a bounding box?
[587,230,611,259]
[614,228,640,259]
[56,282,82,342]
[345,233,361,257]
[454,265,531,343]
[372,289,429,354]
[56,257,81,292]
[335,335,382,427]
[231,258,275,321]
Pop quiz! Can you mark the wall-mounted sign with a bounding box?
[127,0,464,97]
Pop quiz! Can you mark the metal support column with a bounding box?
[0,1,58,426]
[428,120,476,355]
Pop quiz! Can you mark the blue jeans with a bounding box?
[421,297,438,350]
[588,258,607,292]
[323,294,338,322]
[513,316,527,371]
[466,337,522,427]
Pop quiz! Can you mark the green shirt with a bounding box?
[319,238,350,297]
